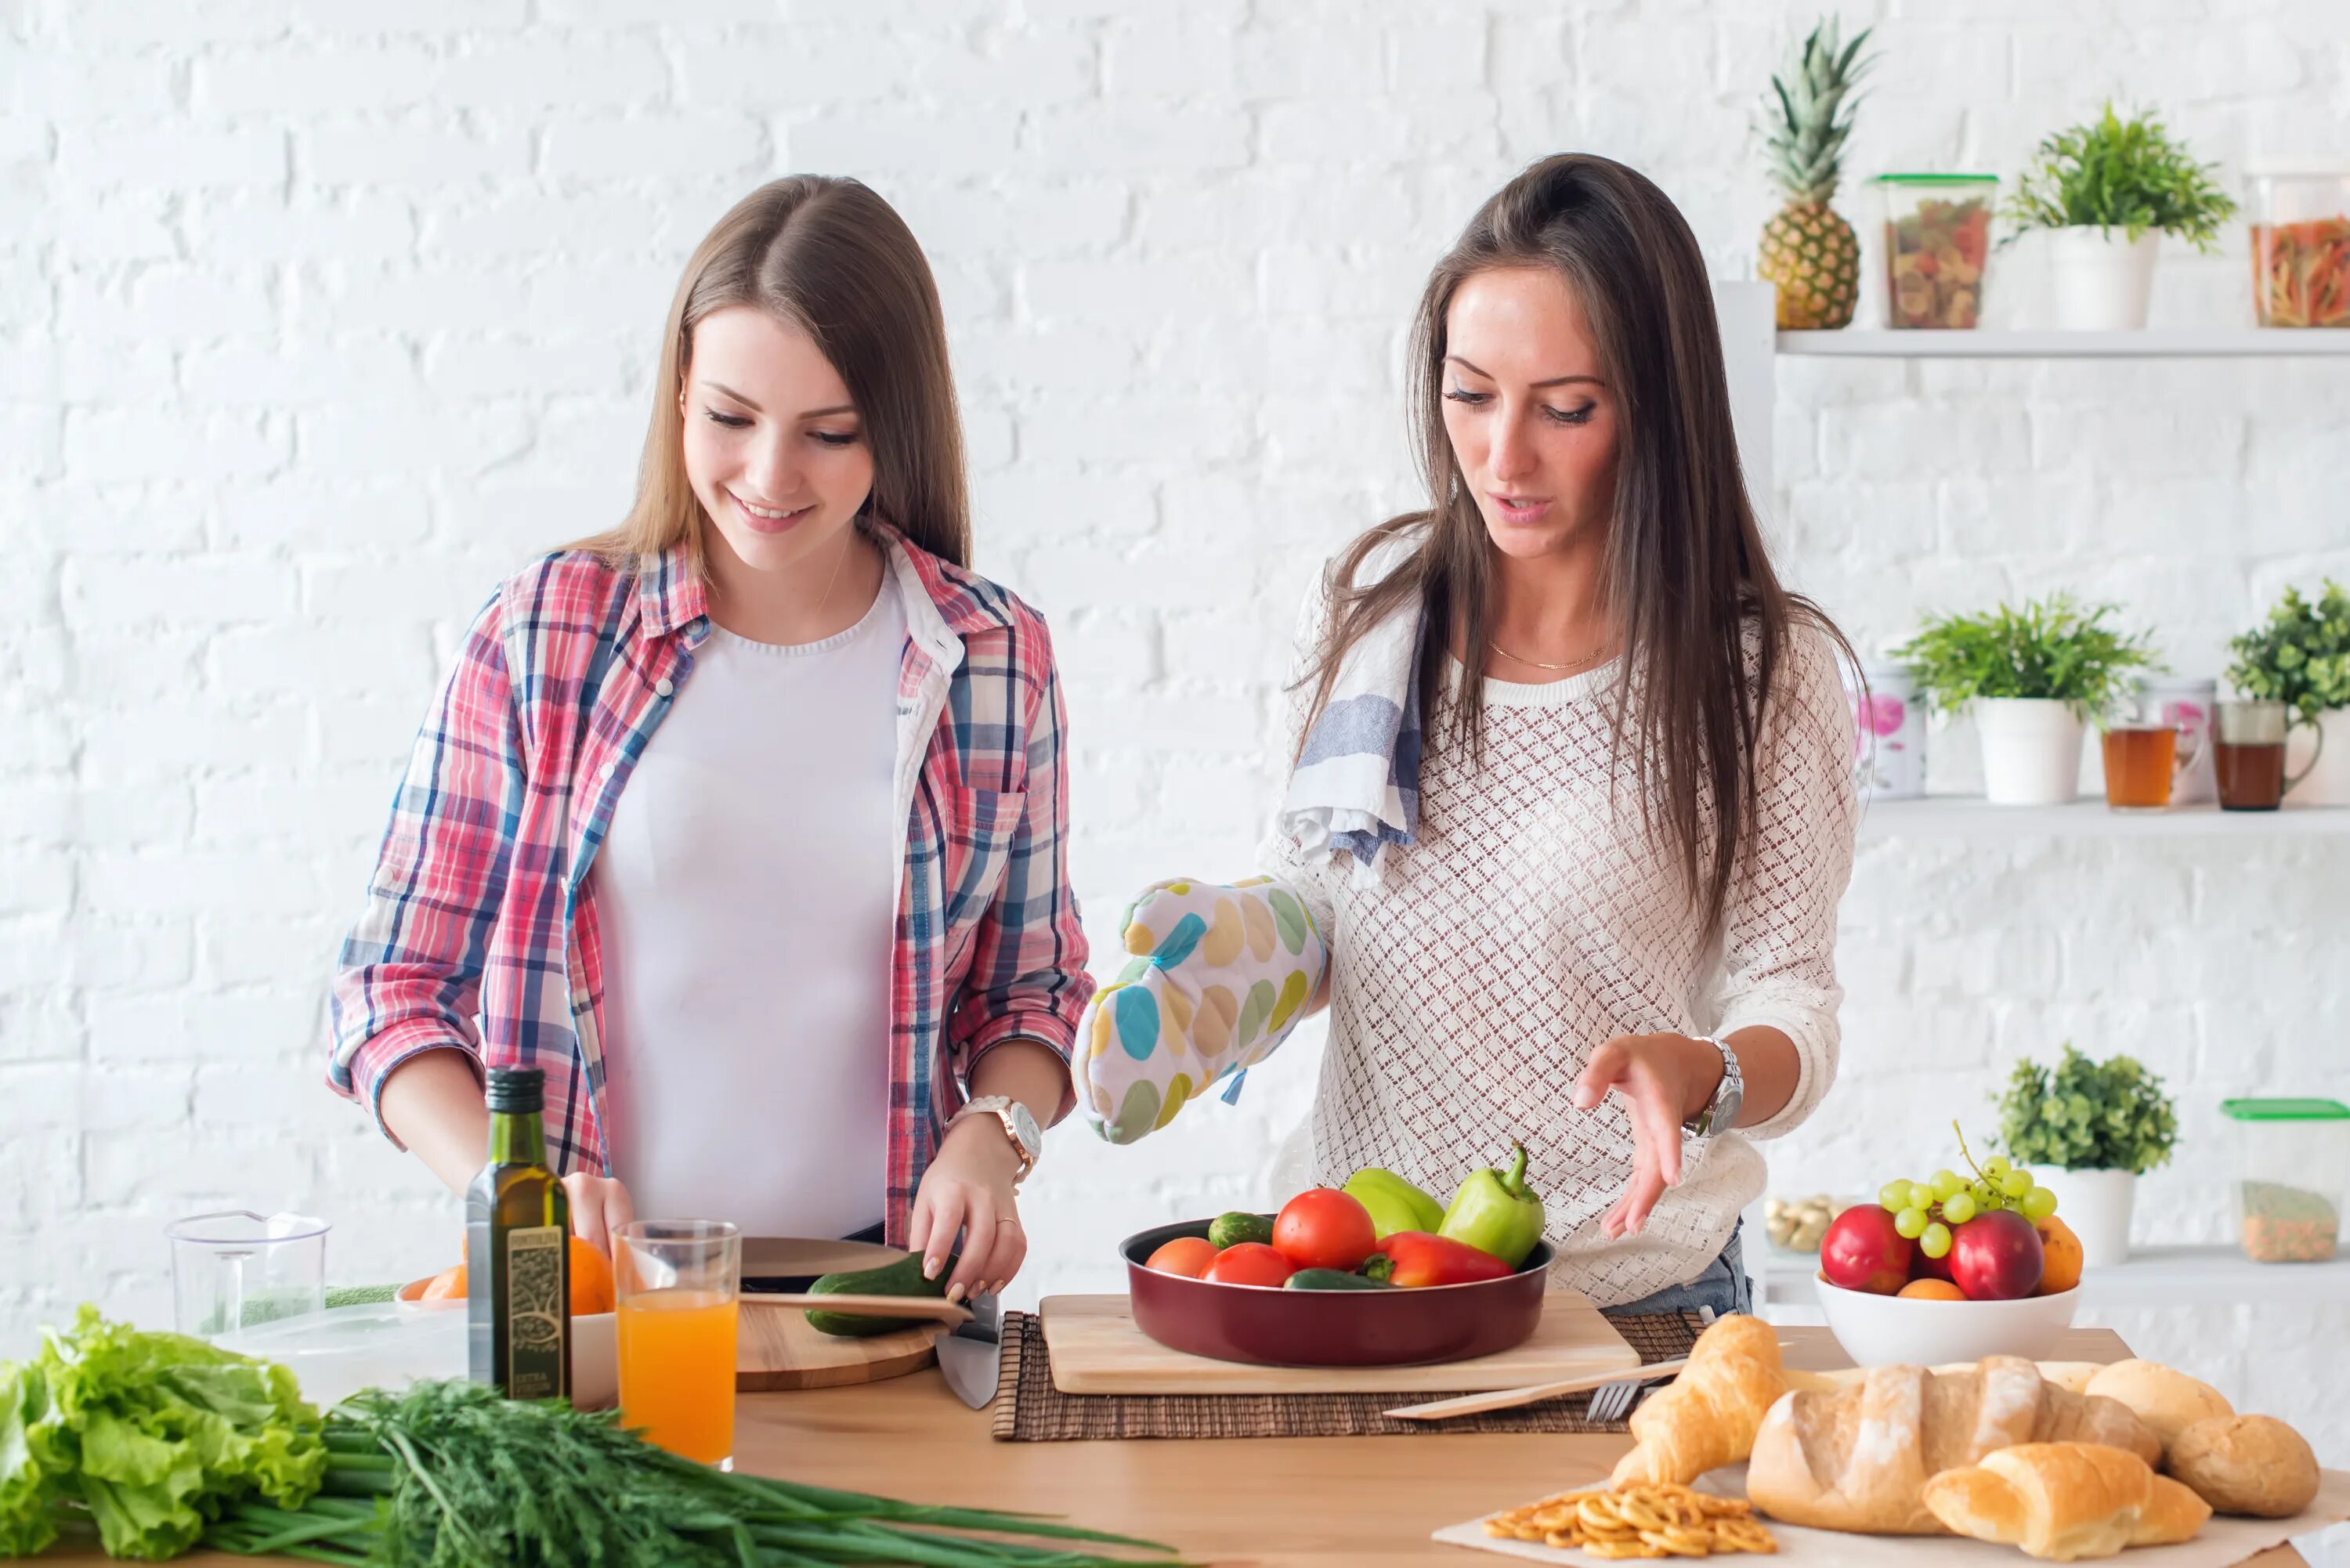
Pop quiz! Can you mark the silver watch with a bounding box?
[1685,1035,1744,1138]
[953,1095,1042,1182]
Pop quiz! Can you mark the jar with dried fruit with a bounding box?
[2222,1097,2349,1263]
[1874,174,1998,330]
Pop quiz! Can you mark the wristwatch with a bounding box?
[952,1096,1043,1184]
[1684,1035,1744,1138]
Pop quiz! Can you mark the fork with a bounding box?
[1587,1303,1719,1424]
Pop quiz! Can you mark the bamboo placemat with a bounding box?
[991,1309,1705,1442]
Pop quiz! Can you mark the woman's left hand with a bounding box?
[1571,1033,1724,1239]
[906,1116,1028,1303]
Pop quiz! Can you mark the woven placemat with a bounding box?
[990,1308,1705,1442]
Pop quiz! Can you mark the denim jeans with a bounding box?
[1602,1221,1755,1320]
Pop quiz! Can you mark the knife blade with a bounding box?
[740,1234,908,1284]
[933,1292,1003,1410]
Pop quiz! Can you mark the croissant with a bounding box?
[1745,1357,2162,1534]
[1610,1313,1788,1487]
[1923,1442,2211,1560]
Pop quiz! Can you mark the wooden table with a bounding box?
[63,1326,2309,1567]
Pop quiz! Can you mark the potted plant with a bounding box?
[2227,580,2350,807]
[1996,1046,2178,1267]
[2003,103,2237,330]
[1755,17,1876,330]
[1893,594,2160,805]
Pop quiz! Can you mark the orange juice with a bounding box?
[616,1286,738,1465]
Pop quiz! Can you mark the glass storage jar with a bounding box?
[2247,164,2350,327]
[1874,174,1998,329]
[2220,1097,2350,1262]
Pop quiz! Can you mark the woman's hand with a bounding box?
[1571,1033,1724,1239]
[906,1116,1027,1302]
[560,1172,636,1255]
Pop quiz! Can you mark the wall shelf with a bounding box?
[1763,1245,2350,1309]
[1853,797,2350,842]
[1777,328,2350,359]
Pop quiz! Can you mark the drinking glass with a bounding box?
[2099,692,2204,811]
[615,1219,740,1468]
[166,1211,328,1339]
[2215,699,2325,811]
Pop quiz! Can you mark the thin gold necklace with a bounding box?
[1489,638,1611,673]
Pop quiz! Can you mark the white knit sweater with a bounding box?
[1265,624,1858,1306]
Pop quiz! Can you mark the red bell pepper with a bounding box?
[1361,1230,1513,1288]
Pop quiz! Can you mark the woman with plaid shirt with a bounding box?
[328,178,1090,1302]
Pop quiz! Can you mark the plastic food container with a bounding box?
[2248,164,2350,327]
[1875,174,1998,329]
[2221,1098,2350,1262]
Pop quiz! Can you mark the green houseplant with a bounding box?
[2003,103,2238,330]
[1893,595,2161,805]
[2227,580,2350,806]
[1996,1045,2178,1266]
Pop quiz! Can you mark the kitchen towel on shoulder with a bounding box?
[1275,539,1426,887]
[1074,876,1327,1144]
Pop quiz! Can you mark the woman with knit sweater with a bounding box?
[1079,154,1858,1319]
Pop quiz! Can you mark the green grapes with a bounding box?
[1984,1155,2011,1178]
[2021,1186,2059,1222]
[1893,1206,1930,1240]
[1880,1181,1914,1212]
[2000,1169,2034,1199]
[1930,1169,1965,1201]
[1919,1221,1953,1259]
[1941,1190,1978,1225]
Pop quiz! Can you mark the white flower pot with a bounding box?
[2285,708,2350,807]
[2038,1166,2135,1268]
[2049,228,2160,331]
[1976,698,2084,805]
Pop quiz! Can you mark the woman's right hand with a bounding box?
[562,1172,636,1255]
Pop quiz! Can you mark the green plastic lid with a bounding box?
[2222,1097,2350,1121]
[1872,172,2000,184]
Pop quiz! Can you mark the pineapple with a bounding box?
[1756,18,1875,330]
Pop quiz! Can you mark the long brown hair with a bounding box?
[573,175,970,573]
[1301,153,1849,939]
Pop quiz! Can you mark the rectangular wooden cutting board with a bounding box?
[1037,1291,1642,1395]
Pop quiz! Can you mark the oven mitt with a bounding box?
[1076,875,1329,1145]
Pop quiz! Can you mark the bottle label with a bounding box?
[502,1225,568,1399]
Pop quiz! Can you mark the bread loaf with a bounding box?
[2082,1360,2232,1455]
[1610,1313,1788,1487]
[1745,1357,2162,1534]
[1922,1442,2211,1560]
[2166,1414,2320,1517]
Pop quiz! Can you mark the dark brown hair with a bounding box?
[574,175,970,571]
[1301,153,1848,939]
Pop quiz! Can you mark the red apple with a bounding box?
[1949,1209,2045,1301]
[1909,1239,1957,1286]
[1820,1205,1914,1295]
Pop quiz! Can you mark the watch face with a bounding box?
[1009,1102,1043,1155]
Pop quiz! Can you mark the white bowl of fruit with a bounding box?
[1814,1141,2086,1368]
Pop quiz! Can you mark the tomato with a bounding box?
[1144,1236,1219,1278]
[1271,1187,1377,1272]
[1201,1242,1296,1288]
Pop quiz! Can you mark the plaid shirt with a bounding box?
[328,526,1091,1245]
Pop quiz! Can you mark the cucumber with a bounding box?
[1206,1212,1274,1250]
[1283,1268,1395,1291]
[804,1252,956,1337]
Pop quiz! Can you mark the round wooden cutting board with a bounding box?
[737,1302,946,1391]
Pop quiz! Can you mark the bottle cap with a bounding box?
[484,1066,545,1114]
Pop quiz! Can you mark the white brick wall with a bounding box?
[9,0,2350,1458]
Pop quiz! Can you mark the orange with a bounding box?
[2033,1215,2084,1295]
[419,1263,467,1301]
[569,1234,616,1316]
[1144,1236,1219,1278]
[1897,1278,1967,1300]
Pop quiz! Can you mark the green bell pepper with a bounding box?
[1341,1167,1446,1240]
[1437,1141,1546,1266]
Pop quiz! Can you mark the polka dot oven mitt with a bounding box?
[1077,875,1328,1144]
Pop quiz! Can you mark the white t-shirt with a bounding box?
[597,573,906,1240]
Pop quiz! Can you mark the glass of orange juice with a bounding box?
[614,1219,741,1469]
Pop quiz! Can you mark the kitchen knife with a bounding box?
[933,1291,1002,1410]
[741,1234,907,1284]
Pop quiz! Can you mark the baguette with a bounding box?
[1745,1357,2162,1534]
[1922,1441,2211,1560]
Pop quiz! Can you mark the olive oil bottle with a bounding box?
[466,1065,571,1398]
